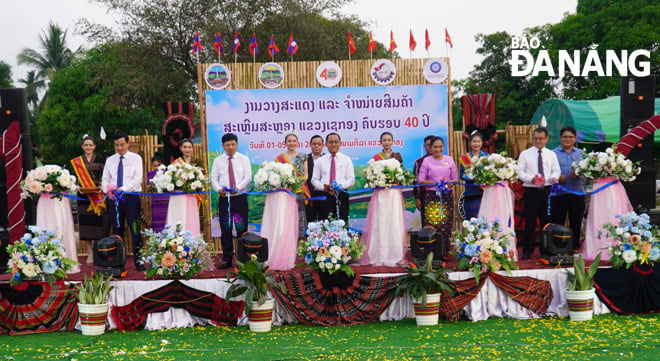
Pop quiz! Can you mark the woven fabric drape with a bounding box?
[462,94,498,153]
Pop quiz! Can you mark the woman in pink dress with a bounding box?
[417,137,457,258]
[165,139,201,236]
[361,132,407,266]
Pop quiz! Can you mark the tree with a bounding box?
[18,70,46,112]
[546,0,660,99]
[0,61,11,88]
[17,22,79,81]
[458,31,556,126]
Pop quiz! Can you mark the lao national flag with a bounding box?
[232,32,240,53]
[213,33,223,55]
[287,34,298,55]
[193,32,203,54]
[268,35,279,57]
[249,33,258,55]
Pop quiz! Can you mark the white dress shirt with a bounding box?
[518,146,561,187]
[311,152,355,191]
[210,152,252,192]
[102,151,143,192]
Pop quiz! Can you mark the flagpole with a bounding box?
[348,43,351,61]
[234,53,237,64]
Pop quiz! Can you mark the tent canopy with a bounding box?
[530,96,660,149]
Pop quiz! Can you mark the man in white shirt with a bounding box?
[210,133,252,269]
[517,127,560,259]
[102,132,144,270]
[311,133,355,224]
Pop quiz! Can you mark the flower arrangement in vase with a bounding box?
[139,223,215,279]
[6,226,79,285]
[253,161,304,192]
[601,212,659,269]
[297,219,365,276]
[362,158,415,188]
[571,147,640,182]
[452,217,518,279]
[150,162,208,193]
[464,153,518,186]
[21,165,77,199]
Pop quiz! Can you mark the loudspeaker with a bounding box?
[236,232,269,263]
[620,76,656,210]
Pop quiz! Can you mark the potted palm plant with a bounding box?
[226,255,283,332]
[72,273,115,335]
[396,253,455,326]
[565,252,601,321]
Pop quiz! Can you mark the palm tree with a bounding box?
[18,70,46,114]
[17,21,79,80]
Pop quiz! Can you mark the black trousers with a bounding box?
[522,187,550,254]
[317,191,349,225]
[109,194,142,264]
[218,194,248,263]
[305,190,323,224]
[551,194,585,250]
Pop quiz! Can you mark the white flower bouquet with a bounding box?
[464,153,518,186]
[571,147,640,182]
[601,212,659,269]
[296,219,365,276]
[452,217,518,279]
[139,223,215,279]
[253,161,304,192]
[362,158,415,188]
[150,162,208,193]
[21,165,77,199]
[6,226,79,285]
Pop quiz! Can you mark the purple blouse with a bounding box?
[417,156,457,190]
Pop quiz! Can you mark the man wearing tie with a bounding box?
[210,133,252,269]
[102,132,144,270]
[311,133,355,224]
[517,127,560,259]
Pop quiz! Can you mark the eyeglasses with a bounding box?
[561,135,576,139]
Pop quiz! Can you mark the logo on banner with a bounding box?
[316,61,343,87]
[370,59,397,85]
[423,58,449,84]
[204,63,231,89]
[258,62,285,88]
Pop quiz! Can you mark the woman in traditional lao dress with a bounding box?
[361,132,407,266]
[165,139,201,235]
[417,136,457,258]
[458,131,488,220]
[70,135,107,267]
[263,133,305,270]
[147,155,168,233]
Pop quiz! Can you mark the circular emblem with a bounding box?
[423,58,449,84]
[370,59,397,85]
[258,62,285,88]
[316,61,343,87]
[204,63,231,90]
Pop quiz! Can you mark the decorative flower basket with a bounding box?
[139,223,215,279]
[150,162,208,193]
[297,219,365,277]
[464,153,518,186]
[6,226,79,286]
[253,161,304,192]
[452,218,518,279]
[20,164,78,200]
[362,158,415,188]
[412,293,441,326]
[565,288,595,322]
[571,147,640,182]
[601,212,659,269]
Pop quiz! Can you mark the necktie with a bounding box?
[537,149,544,177]
[117,155,124,188]
[228,156,236,190]
[329,154,336,184]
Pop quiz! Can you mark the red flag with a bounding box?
[213,33,223,55]
[192,31,203,54]
[425,29,431,51]
[268,35,279,57]
[389,30,397,53]
[347,31,356,55]
[249,33,258,55]
[409,30,417,51]
[445,28,453,48]
[368,31,377,53]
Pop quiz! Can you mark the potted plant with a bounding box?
[565,252,601,321]
[226,255,283,332]
[72,273,115,335]
[395,253,455,326]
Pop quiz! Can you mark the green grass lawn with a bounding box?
[3,313,659,360]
